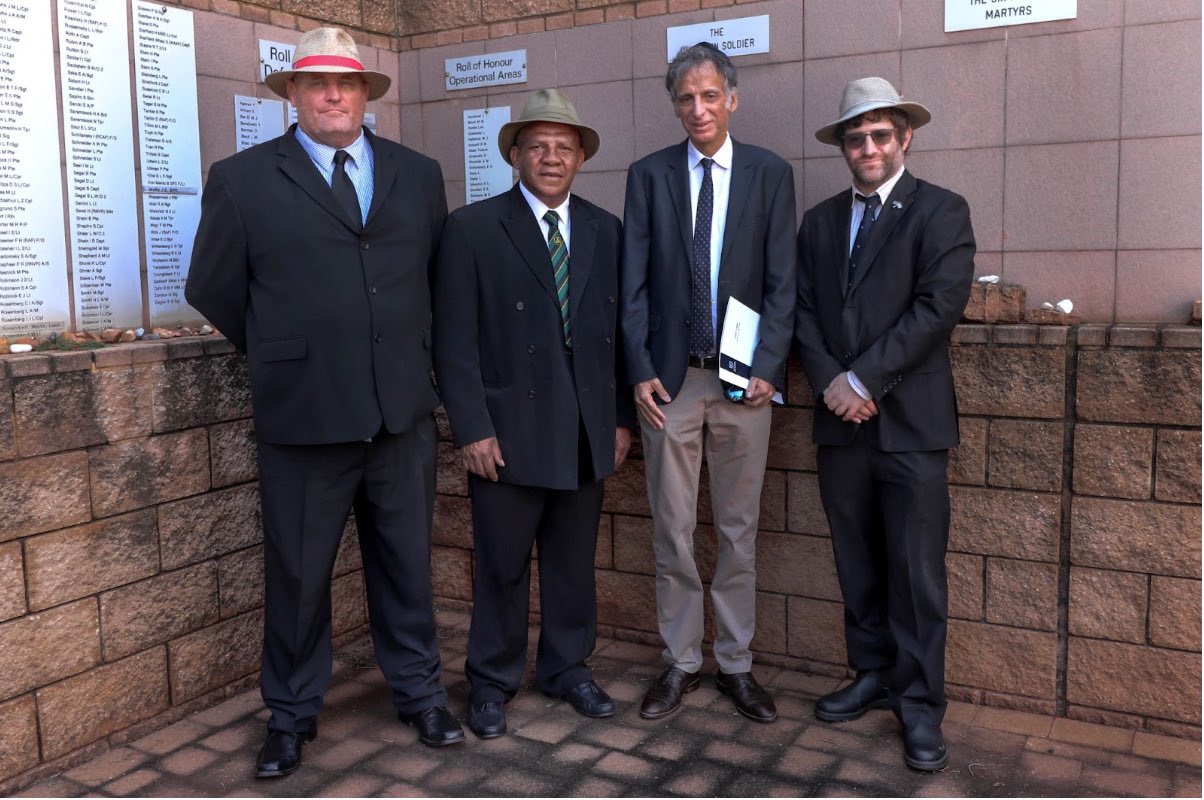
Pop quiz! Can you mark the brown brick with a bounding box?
[332,571,367,635]
[757,532,840,601]
[992,324,1039,345]
[1068,567,1147,644]
[606,3,636,20]
[951,346,1065,419]
[786,596,845,665]
[1108,326,1158,347]
[1071,497,1200,578]
[602,460,651,515]
[948,620,1056,698]
[754,591,786,654]
[766,407,816,471]
[1155,429,1201,503]
[0,542,23,623]
[433,494,473,549]
[150,355,251,433]
[0,451,91,541]
[432,545,472,602]
[37,648,169,759]
[636,0,667,16]
[436,441,467,496]
[1076,350,1201,426]
[1073,425,1154,499]
[951,324,990,344]
[1038,326,1070,345]
[668,0,700,10]
[0,599,100,701]
[100,562,220,660]
[158,484,262,570]
[89,429,210,517]
[25,510,159,611]
[410,32,439,48]
[435,29,464,45]
[1149,576,1201,651]
[949,417,987,485]
[1132,731,1202,765]
[612,514,654,575]
[481,0,570,22]
[1193,299,1202,325]
[575,9,604,25]
[786,471,828,536]
[169,611,261,702]
[461,24,489,40]
[963,283,1025,323]
[595,514,613,569]
[596,570,657,633]
[546,10,573,28]
[759,469,785,531]
[950,487,1061,561]
[13,369,152,457]
[986,558,1058,631]
[0,695,38,783]
[208,419,257,488]
[988,419,1063,491]
[1067,638,1201,723]
[217,545,263,618]
[5,354,50,377]
[1162,326,1201,348]
[947,553,983,619]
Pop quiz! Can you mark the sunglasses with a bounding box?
[842,129,897,149]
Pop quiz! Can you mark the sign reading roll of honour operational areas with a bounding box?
[0,0,71,337]
[945,0,1076,31]
[58,0,142,331]
[445,50,527,91]
[463,107,512,205]
[665,16,769,62]
[134,1,201,326]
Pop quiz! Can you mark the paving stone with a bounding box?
[579,723,651,750]
[1080,763,1172,797]
[101,769,160,795]
[158,746,218,776]
[662,759,725,794]
[514,717,577,744]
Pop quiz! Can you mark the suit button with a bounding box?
[368,287,377,295]
[609,381,615,390]
[608,295,615,303]
[685,320,691,327]
[516,301,524,310]
[374,334,382,343]
[605,337,611,345]
[843,352,852,359]
[527,345,536,354]
[361,241,370,250]
[528,390,536,399]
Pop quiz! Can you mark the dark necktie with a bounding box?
[544,210,571,347]
[848,192,881,288]
[690,157,715,356]
[332,150,362,229]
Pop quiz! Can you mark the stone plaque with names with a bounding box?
[58,0,141,331]
[463,107,512,205]
[235,95,285,152]
[0,0,71,336]
[134,1,201,326]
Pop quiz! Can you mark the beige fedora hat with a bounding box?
[497,89,601,165]
[815,76,931,146]
[264,27,391,101]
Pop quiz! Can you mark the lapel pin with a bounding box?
[890,200,903,210]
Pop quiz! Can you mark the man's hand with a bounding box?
[742,377,775,407]
[615,426,632,469]
[823,373,878,424]
[634,377,671,430]
[459,436,505,481]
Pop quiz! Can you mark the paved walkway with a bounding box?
[16,610,1201,798]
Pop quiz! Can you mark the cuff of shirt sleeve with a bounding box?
[846,371,871,400]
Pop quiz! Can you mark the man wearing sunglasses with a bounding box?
[794,77,976,771]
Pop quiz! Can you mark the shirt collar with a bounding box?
[851,164,906,205]
[294,125,368,168]
[518,180,570,225]
[687,134,733,171]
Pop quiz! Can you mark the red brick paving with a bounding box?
[14,609,1201,798]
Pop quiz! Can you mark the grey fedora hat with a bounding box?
[497,88,601,165]
[264,27,391,101]
[815,76,931,146]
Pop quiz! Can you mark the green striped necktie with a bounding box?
[544,210,571,347]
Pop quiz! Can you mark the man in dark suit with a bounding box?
[432,89,633,739]
[794,77,976,771]
[621,43,796,723]
[185,27,463,779]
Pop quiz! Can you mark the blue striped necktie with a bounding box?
[544,210,571,347]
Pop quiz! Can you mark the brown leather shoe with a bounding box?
[639,666,700,719]
[716,671,778,722]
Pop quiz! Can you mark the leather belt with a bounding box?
[688,354,720,369]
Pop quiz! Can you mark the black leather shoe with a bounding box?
[399,705,465,747]
[254,730,312,778]
[559,680,615,718]
[815,672,889,722]
[466,701,507,739]
[640,666,700,719]
[903,723,949,771]
[716,671,778,722]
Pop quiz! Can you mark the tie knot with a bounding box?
[543,209,560,228]
[857,192,881,210]
[334,150,350,166]
[700,157,713,173]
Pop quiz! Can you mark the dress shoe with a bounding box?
[254,730,312,778]
[903,722,949,771]
[399,705,465,747]
[815,671,889,722]
[466,701,507,739]
[559,680,615,718]
[716,671,778,723]
[639,666,700,719]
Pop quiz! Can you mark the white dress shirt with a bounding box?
[294,125,375,226]
[687,134,733,338]
[518,180,571,254]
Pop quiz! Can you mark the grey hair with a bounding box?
[665,43,738,100]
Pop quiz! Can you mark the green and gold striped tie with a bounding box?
[544,210,571,347]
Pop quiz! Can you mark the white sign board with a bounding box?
[945,0,1076,31]
[463,107,513,205]
[666,15,769,62]
[235,95,285,151]
[259,38,294,84]
[446,50,527,91]
[0,0,71,337]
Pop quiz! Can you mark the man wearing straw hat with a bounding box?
[186,27,463,778]
[433,89,633,739]
[794,76,976,771]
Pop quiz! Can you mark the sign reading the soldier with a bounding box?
[666,16,769,62]
[945,0,1076,31]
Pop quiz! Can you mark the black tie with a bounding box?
[690,157,715,357]
[848,193,881,288]
[332,150,362,229]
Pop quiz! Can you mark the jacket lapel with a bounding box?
[500,185,559,302]
[664,141,694,280]
[718,140,751,273]
[364,129,399,229]
[847,170,917,296]
[277,125,367,234]
[567,196,597,316]
[834,191,853,297]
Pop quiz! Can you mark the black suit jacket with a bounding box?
[794,169,976,451]
[432,185,633,490]
[185,126,447,445]
[621,139,797,397]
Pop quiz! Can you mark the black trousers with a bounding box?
[256,416,445,734]
[817,435,950,728]
[465,473,604,703]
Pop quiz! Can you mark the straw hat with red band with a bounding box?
[264,27,391,102]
